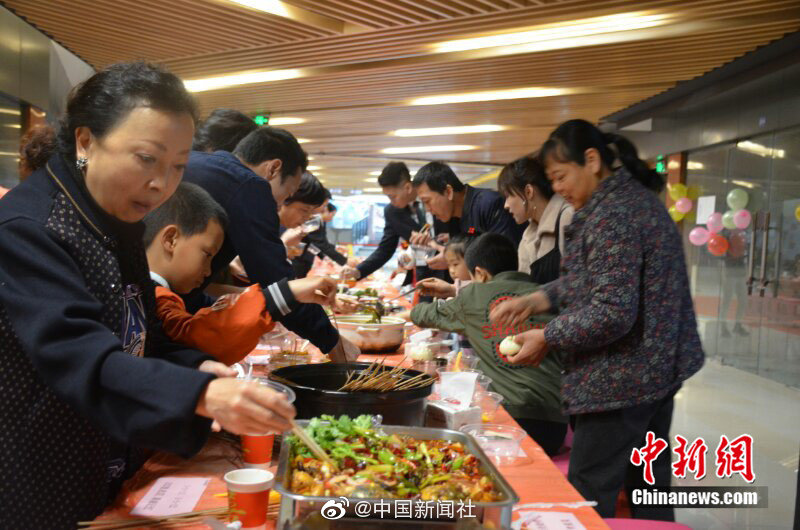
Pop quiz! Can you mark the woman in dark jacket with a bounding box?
[491,120,704,521]
[0,63,296,529]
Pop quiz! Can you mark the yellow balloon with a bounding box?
[668,183,687,201]
[796,205,800,222]
[687,185,701,200]
[669,205,685,222]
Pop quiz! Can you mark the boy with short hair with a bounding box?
[144,182,336,365]
[409,232,566,455]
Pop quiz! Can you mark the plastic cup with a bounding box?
[473,391,504,422]
[460,424,526,466]
[225,468,274,530]
[241,380,295,468]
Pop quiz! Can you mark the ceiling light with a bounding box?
[296,138,311,144]
[307,156,315,161]
[0,108,20,115]
[392,125,506,137]
[227,0,290,17]
[363,188,382,193]
[0,151,18,156]
[183,68,302,92]
[381,145,476,154]
[736,140,785,159]
[432,12,672,54]
[409,87,567,106]
[3,123,21,128]
[687,161,704,170]
[268,117,306,126]
[364,177,378,183]
[307,165,322,171]
[731,180,759,189]
[369,170,382,176]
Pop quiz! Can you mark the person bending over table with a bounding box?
[0,62,297,529]
[182,127,359,362]
[341,161,451,291]
[410,161,524,269]
[491,119,704,521]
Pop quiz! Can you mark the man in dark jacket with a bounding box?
[411,161,524,262]
[182,126,358,360]
[342,162,452,285]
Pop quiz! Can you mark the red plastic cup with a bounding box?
[241,433,275,469]
[225,468,274,530]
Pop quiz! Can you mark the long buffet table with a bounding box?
[94,268,609,529]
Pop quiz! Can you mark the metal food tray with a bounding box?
[274,422,519,529]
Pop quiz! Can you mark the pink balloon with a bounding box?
[689,226,710,246]
[733,209,752,229]
[675,198,692,214]
[707,212,724,234]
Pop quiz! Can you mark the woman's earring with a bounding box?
[76,157,88,172]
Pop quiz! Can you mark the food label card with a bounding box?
[131,477,210,516]
[513,511,586,530]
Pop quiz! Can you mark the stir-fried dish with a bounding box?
[289,415,502,502]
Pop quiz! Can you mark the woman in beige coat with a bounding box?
[498,156,574,284]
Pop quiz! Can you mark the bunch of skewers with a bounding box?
[339,357,434,392]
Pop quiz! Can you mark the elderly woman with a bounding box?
[497,155,574,285]
[491,120,704,521]
[0,63,310,528]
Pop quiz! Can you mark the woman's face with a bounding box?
[280,201,317,229]
[545,149,602,210]
[77,107,194,222]
[503,192,529,224]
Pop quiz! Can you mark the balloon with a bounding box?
[689,227,710,246]
[795,205,800,222]
[733,209,752,229]
[707,212,724,233]
[687,185,701,200]
[668,183,688,201]
[722,210,737,230]
[728,230,746,258]
[675,198,693,214]
[668,205,685,222]
[727,188,749,210]
[707,234,729,257]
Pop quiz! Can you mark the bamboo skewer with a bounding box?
[290,418,338,471]
[78,507,230,529]
[338,357,434,392]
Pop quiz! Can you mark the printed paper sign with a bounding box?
[696,196,716,225]
[513,511,586,530]
[131,477,210,517]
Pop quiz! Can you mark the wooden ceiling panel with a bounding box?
[2,0,797,190]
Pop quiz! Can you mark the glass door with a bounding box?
[684,128,800,388]
[755,129,800,386]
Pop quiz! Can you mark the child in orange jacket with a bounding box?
[143,182,336,365]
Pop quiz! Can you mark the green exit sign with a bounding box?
[254,115,268,125]
[655,154,665,173]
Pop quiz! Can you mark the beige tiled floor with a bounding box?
[671,359,799,529]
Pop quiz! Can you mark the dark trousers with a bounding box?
[515,418,568,456]
[568,388,679,521]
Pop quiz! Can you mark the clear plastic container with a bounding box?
[460,423,526,466]
[473,391,504,422]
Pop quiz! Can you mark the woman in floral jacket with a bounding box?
[491,119,704,521]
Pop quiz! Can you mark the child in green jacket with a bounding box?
[410,233,566,455]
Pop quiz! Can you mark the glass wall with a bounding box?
[683,127,800,387]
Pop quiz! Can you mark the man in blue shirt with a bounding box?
[182,126,358,361]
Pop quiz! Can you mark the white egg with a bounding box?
[499,335,521,356]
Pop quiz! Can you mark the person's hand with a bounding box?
[435,233,450,245]
[196,378,296,435]
[229,256,248,282]
[329,335,360,363]
[341,265,361,281]
[417,277,456,298]
[286,245,303,258]
[426,252,448,270]
[346,257,360,268]
[334,294,359,314]
[490,291,551,329]
[409,230,432,247]
[281,227,305,247]
[198,360,238,378]
[395,309,412,322]
[505,329,549,366]
[288,276,337,305]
